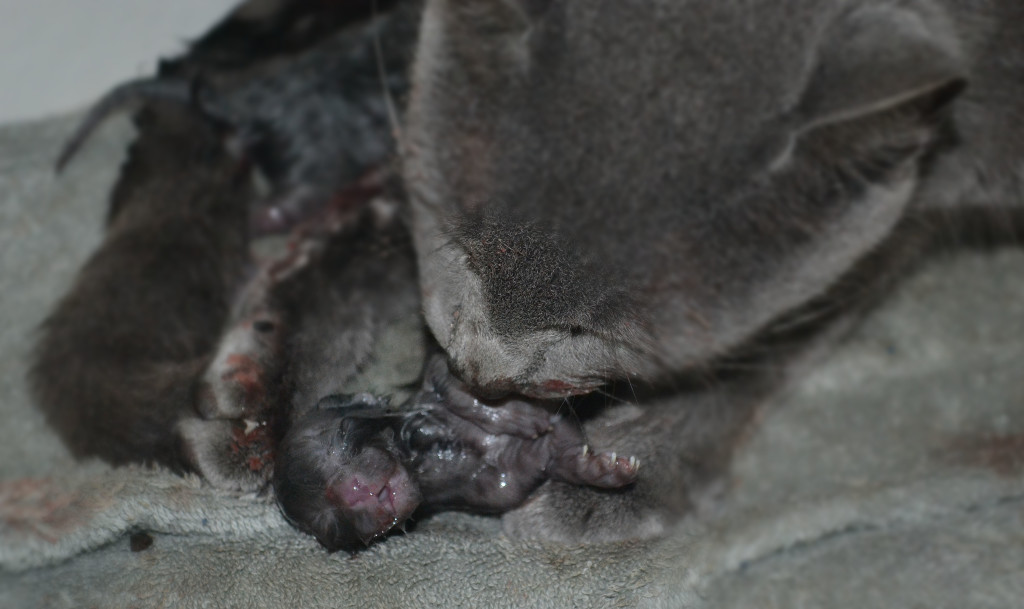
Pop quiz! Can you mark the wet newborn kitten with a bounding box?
[274,357,638,552]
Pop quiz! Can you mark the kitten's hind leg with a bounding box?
[196,310,283,420]
[178,418,274,492]
[57,78,193,171]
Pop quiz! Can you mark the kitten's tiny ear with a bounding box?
[794,4,966,131]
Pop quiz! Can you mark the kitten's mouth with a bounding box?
[376,482,395,513]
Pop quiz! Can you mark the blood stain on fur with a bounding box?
[945,433,1024,477]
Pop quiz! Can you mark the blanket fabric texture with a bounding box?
[1,112,1023,608]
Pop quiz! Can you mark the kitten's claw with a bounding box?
[572,448,639,488]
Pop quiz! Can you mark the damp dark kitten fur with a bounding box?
[30,103,255,469]
[58,0,421,233]
[275,360,637,553]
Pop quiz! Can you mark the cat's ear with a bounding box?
[794,4,966,134]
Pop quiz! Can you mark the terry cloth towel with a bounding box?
[1,112,1023,609]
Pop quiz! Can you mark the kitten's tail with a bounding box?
[56,76,227,172]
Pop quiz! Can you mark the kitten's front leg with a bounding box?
[421,355,555,439]
[502,386,760,543]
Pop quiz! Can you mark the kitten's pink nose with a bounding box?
[334,478,377,508]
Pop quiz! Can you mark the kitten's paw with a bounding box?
[504,394,744,543]
[197,313,281,420]
[428,356,554,438]
[178,418,273,492]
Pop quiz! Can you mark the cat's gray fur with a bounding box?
[401,0,1024,540]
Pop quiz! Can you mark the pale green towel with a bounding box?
[2,112,1022,609]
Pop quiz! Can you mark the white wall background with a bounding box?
[0,1,239,123]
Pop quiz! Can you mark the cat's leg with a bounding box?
[180,251,313,491]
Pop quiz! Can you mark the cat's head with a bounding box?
[403,0,965,398]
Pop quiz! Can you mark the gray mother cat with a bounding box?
[401,0,1024,541]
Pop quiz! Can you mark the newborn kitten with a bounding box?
[274,357,638,552]
[33,97,423,492]
[30,101,255,470]
[58,0,421,234]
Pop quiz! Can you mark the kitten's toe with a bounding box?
[574,448,640,488]
[249,205,295,236]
